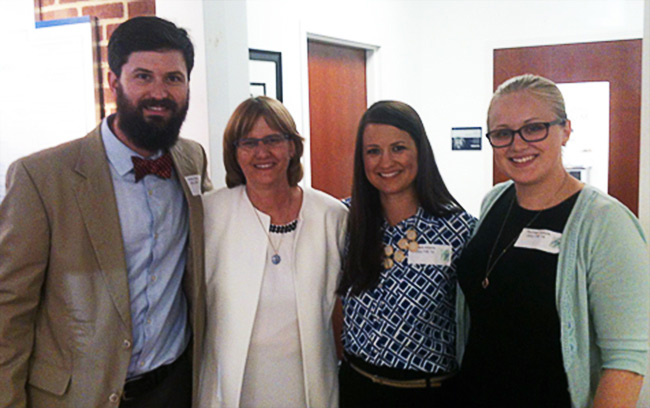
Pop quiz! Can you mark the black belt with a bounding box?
[122,349,189,402]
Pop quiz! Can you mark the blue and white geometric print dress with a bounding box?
[342,207,476,373]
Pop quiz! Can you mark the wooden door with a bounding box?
[308,40,367,360]
[308,40,367,199]
[493,40,642,214]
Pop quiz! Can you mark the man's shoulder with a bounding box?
[174,138,206,157]
[170,138,208,173]
[14,128,101,171]
[176,137,203,147]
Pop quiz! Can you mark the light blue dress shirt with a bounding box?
[101,117,190,378]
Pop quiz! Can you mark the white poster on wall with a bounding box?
[0,17,98,201]
[557,81,610,193]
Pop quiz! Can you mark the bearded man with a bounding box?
[0,16,211,408]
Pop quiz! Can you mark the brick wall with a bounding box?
[34,0,156,116]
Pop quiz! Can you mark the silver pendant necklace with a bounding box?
[252,207,284,265]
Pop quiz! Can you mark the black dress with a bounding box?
[454,186,579,408]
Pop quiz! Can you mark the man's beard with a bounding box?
[114,85,189,152]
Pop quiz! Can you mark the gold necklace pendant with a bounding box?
[481,277,490,289]
[384,257,394,269]
[406,229,417,240]
[383,228,419,268]
[393,250,406,263]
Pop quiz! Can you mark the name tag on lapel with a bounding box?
[184,174,202,196]
[514,228,562,254]
[408,244,452,266]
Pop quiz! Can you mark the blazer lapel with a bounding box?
[233,188,270,333]
[73,128,131,330]
[169,140,204,195]
[170,143,204,267]
[169,142,204,301]
[170,144,192,192]
[169,141,207,390]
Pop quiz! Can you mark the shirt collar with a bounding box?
[101,114,163,177]
[383,206,425,231]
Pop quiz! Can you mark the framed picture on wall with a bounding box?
[451,127,482,151]
[249,49,283,102]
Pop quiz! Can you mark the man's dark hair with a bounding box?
[108,16,194,79]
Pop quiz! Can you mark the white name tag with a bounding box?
[408,244,452,266]
[184,174,202,196]
[514,228,562,254]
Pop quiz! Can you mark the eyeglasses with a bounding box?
[234,134,289,150]
[486,119,565,148]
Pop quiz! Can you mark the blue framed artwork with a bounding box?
[451,127,482,151]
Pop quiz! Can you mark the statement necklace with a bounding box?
[383,208,424,269]
[482,174,569,289]
[270,219,298,234]
[384,229,418,269]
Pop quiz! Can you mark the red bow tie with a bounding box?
[131,152,173,182]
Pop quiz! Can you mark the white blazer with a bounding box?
[199,186,348,408]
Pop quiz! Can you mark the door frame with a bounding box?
[298,28,380,188]
[640,0,650,240]
[482,30,643,209]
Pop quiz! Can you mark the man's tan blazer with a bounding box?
[0,126,212,408]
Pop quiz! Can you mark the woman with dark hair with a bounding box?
[338,100,476,407]
[198,96,347,407]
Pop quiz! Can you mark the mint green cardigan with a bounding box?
[457,181,649,408]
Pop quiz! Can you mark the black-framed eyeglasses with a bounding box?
[486,119,565,148]
[234,134,289,150]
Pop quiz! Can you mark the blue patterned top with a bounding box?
[342,207,476,373]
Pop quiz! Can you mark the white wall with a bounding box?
[0,0,33,30]
[246,0,644,216]
[156,0,211,162]
[157,0,250,187]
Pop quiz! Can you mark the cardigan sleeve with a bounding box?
[582,197,650,375]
